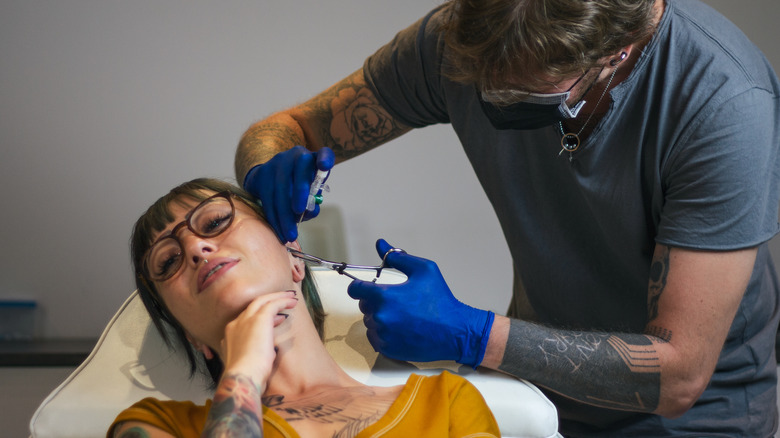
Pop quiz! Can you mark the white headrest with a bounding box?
[30,269,559,438]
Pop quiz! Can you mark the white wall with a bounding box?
[0,0,778,339]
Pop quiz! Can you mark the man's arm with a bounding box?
[235,68,411,182]
[482,244,756,417]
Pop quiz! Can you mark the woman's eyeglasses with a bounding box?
[143,191,237,282]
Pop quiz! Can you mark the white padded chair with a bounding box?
[30,269,561,438]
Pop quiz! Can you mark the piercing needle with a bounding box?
[298,169,330,224]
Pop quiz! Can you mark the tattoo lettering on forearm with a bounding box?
[647,245,670,321]
[538,332,606,373]
[501,320,661,413]
[202,373,263,438]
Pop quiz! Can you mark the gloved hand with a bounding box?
[347,239,495,368]
[243,146,335,242]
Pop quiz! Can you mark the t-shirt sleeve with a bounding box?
[443,372,501,437]
[106,397,210,437]
[362,6,451,128]
[657,87,780,249]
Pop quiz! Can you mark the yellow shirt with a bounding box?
[108,372,499,437]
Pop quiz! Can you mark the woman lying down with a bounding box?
[108,178,499,438]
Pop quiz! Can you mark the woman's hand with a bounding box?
[220,290,299,385]
[202,290,298,438]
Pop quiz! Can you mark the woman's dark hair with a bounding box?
[441,0,658,91]
[130,178,325,386]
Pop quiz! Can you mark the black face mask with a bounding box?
[476,69,600,131]
[477,94,581,130]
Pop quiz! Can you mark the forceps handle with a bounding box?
[287,247,401,282]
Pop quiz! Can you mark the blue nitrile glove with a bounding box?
[347,239,495,368]
[243,146,335,243]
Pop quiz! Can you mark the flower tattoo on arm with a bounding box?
[202,373,264,437]
[330,87,406,154]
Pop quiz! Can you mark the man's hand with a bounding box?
[347,239,495,368]
[243,146,334,242]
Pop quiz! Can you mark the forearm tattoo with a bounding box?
[202,373,264,438]
[236,122,305,180]
[238,70,409,179]
[499,322,661,412]
[498,247,680,413]
[242,122,305,154]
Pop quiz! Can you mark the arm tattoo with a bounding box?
[325,86,407,157]
[647,245,670,322]
[242,123,305,154]
[235,122,305,180]
[236,70,409,181]
[497,246,677,414]
[262,388,386,437]
[202,373,264,438]
[646,246,673,342]
[499,321,661,413]
[297,72,410,159]
[645,325,672,342]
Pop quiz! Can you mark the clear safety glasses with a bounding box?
[480,69,589,106]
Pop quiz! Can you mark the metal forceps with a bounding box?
[287,247,406,282]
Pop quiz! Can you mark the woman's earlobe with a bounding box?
[200,346,215,360]
[286,241,306,282]
[291,256,305,282]
[186,335,215,360]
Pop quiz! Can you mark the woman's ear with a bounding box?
[287,241,306,282]
[186,334,215,360]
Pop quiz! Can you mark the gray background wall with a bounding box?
[1,0,778,341]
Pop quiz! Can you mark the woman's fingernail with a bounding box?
[287,289,297,296]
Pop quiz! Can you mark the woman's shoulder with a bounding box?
[108,397,212,437]
[365,372,499,436]
[412,370,477,391]
[125,396,212,413]
[401,371,492,408]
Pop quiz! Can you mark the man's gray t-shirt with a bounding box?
[363,0,780,435]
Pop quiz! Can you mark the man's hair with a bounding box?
[441,0,658,91]
[130,178,325,386]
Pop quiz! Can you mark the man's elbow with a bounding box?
[655,374,710,418]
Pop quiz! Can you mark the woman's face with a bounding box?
[150,193,303,350]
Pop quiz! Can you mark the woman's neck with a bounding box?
[263,316,361,398]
